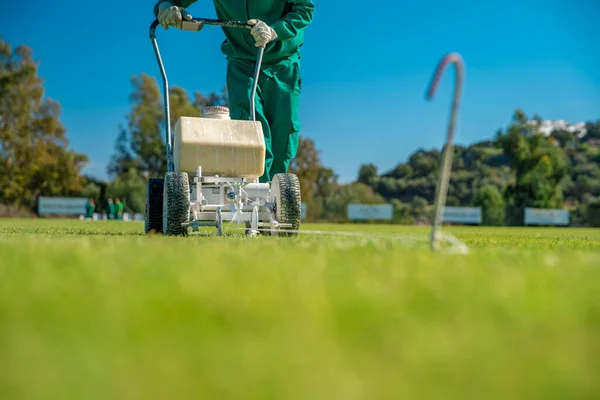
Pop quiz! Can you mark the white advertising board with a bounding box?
[301,203,307,220]
[38,197,88,215]
[524,208,569,226]
[442,206,482,224]
[348,204,393,221]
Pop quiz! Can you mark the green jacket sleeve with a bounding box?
[271,0,315,41]
[153,0,198,18]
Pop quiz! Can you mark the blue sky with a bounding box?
[2,0,599,182]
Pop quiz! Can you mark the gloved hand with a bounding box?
[157,1,192,30]
[248,19,278,47]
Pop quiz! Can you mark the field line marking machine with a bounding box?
[146,17,301,238]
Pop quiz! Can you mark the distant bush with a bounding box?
[473,185,506,226]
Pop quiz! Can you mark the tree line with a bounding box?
[2,37,600,226]
[354,111,600,226]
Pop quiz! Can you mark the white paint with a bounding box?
[442,206,482,224]
[38,197,88,215]
[524,208,569,226]
[347,204,393,221]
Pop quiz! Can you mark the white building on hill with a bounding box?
[527,119,588,138]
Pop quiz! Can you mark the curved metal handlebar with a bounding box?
[149,17,263,173]
[425,52,465,251]
[149,18,251,39]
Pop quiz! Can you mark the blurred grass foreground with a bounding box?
[0,219,599,399]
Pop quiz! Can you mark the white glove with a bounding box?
[157,1,192,30]
[248,19,277,47]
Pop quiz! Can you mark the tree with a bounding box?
[289,136,336,204]
[108,74,163,179]
[312,182,386,223]
[408,149,439,177]
[391,199,414,225]
[409,196,429,224]
[80,177,103,203]
[382,163,412,179]
[108,73,226,179]
[550,129,577,148]
[446,196,460,206]
[0,36,88,210]
[499,109,570,223]
[587,199,600,227]
[106,169,146,214]
[194,86,228,109]
[473,185,505,226]
[357,163,378,185]
[287,136,339,221]
[582,121,600,141]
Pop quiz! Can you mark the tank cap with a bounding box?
[203,106,230,119]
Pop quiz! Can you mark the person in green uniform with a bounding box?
[115,198,124,220]
[154,0,314,183]
[107,198,116,220]
[85,198,95,219]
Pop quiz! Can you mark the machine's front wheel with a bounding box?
[270,173,302,237]
[163,172,190,236]
[145,178,164,234]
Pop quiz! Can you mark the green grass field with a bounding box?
[1,219,599,399]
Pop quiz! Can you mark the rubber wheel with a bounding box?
[163,172,190,236]
[145,178,164,234]
[270,173,302,237]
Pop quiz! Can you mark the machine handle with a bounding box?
[149,18,251,38]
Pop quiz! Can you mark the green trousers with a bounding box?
[226,57,301,183]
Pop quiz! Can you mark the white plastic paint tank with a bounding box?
[172,106,266,181]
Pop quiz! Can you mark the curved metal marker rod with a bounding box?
[425,52,465,252]
[148,18,263,172]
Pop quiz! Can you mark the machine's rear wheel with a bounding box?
[145,178,164,234]
[270,173,301,237]
[163,172,190,236]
